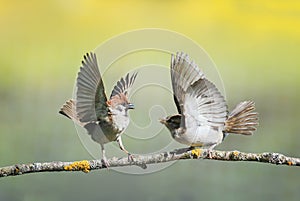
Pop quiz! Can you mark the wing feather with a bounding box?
[171,52,204,114]
[110,72,138,98]
[170,52,228,129]
[76,52,108,122]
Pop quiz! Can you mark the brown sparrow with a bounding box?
[160,52,258,152]
[59,52,137,167]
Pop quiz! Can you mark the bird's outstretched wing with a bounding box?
[170,52,228,129]
[76,52,108,122]
[110,72,138,99]
[171,52,204,114]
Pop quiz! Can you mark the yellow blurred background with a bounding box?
[0,1,300,201]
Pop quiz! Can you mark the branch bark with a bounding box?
[1,148,299,178]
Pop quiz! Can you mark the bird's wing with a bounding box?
[184,78,228,128]
[76,52,108,122]
[84,122,112,144]
[171,52,228,129]
[171,52,204,114]
[110,72,138,99]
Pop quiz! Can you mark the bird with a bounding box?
[59,52,137,167]
[160,52,258,154]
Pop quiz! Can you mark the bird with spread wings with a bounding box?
[59,52,137,167]
[160,52,258,151]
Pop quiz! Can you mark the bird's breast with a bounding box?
[111,114,130,133]
[174,125,223,147]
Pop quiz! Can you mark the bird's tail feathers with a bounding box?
[224,101,258,135]
[59,99,83,126]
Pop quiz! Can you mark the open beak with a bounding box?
[127,103,135,109]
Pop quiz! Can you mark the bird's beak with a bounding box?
[159,118,166,124]
[127,103,135,109]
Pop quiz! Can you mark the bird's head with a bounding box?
[160,114,182,132]
[107,93,134,116]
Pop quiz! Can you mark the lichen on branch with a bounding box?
[0,148,299,178]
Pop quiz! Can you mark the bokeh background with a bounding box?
[1,0,300,201]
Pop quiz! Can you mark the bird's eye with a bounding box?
[117,105,123,111]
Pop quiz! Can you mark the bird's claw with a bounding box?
[101,157,110,169]
[128,153,134,163]
[206,149,213,159]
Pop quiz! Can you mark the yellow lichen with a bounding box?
[233,151,239,157]
[14,167,19,173]
[64,160,90,173]
[191,149,201,158]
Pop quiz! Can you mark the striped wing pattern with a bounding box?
[76,52,108,122]
[171,52,228,129]
[110,72,138,98]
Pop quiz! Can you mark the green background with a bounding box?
[0,1,299,200]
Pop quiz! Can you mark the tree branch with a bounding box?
[1,148,299,178]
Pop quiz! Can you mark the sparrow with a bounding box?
[59,52,137,167]
[160,52,258,153]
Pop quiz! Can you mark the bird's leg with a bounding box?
[206,144,217,159]
[207,149,213,159]
[116,136,134,162]
[100,144,110,168]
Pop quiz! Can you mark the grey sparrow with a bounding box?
[160,52,258,153]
